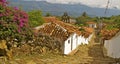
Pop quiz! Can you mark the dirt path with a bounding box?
[0,33,115,64]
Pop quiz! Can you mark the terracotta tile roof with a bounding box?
[37,23,69,41]
[34,17,94,41]
[101,28,120,40]
[86,21,96,24]
[43,17,82,35]
[43,17,58,23]
[82,27,94,38]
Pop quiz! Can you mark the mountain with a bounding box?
[7,0,120,17]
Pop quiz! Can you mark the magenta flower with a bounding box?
[14,7,19,10]
[0,14,3,17]
[19,20,24,27]
[0,0,29,33]
[1,0,6,2]
[0,0,7,6]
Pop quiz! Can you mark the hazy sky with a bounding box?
[35,0,120,9]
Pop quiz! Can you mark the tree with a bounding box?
[75,15,92,26]
[82,12,87,17]
[28,10,44,27]
[61,12,70,23]
[45,12,51,17]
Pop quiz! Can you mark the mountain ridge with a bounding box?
[7,0,120,17]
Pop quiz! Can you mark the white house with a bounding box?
[86,21,97,29]
[35,17,94,55]
[104,31,120,58]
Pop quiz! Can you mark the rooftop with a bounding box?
[101,28,120,40]
[34,17,93,41]
[86,21,96,24]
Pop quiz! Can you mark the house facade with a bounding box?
[35,17,94,55]
[86,21,97,29]
[64,33,93,54]
[104,31,120,58]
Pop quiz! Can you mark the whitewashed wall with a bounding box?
[63,33,93,55]
[64,33,77,54]
[64,36,72,54]
[77,35,82,45]
[89,24,97,28]
[104,32,120,58]
[71,33,77,50]
[77,34,92,45]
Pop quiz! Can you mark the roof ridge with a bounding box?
[54,23,67,32]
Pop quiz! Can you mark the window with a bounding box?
[76,35,77,38]
[68,40,70,44]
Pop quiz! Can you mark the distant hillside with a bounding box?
[7,0,120,17]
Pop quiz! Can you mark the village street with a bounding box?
[1,0,120,64]
[0,33,115,64]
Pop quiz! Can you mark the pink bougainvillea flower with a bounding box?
[0,14,3,17]
[19,20,24,27]
[0,0,7,5]
[14,7,19,10]
[1,0,6,2]
[0,0,29,33]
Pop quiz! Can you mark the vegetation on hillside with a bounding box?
[28,10,44,27]
[75,12,97,26]
[45,12,52,17]
[75,12,120,28]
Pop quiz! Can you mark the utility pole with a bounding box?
[99,0,110,44]
[105,0,110,15]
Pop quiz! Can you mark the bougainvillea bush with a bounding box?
[0,0,33,42]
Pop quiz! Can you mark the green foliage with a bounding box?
[0,22,17,39]
[75,13,120,29]
[75,13,92,26]
[105,25,116,30]
[76,16,85,25]
[28,10,44,27]
[45,12,51,17]
[79,28,85,32]
[82,12,87,17]
[0,0,33,42]
[76,24,84,27]
[101,15,120,28]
